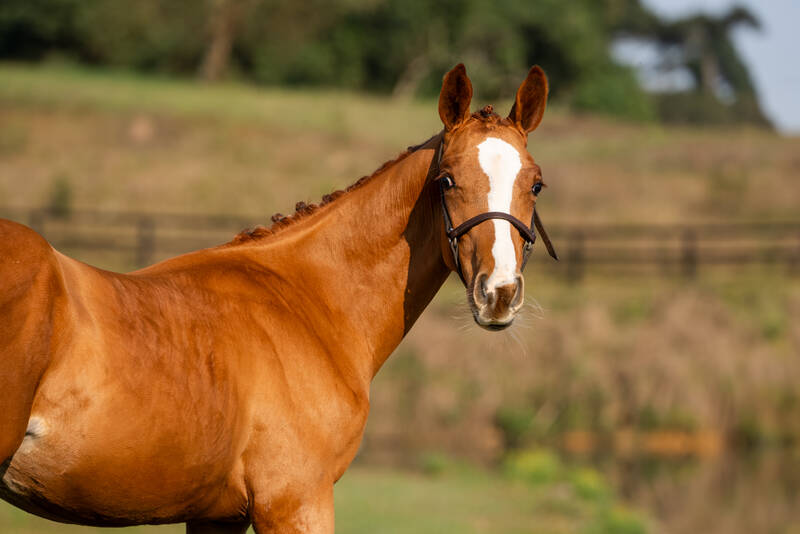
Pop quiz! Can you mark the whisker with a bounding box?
[508,327,528,359]
[524,297,545,319]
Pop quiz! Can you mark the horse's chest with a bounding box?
[248,381,369,480]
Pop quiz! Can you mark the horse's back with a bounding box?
[0,219,65,464]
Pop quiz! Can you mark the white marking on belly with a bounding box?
[477,137,522,289]
[22,417,46,443]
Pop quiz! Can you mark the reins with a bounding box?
[434,137,558,285]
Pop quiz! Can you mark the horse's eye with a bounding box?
[532,182,543,195]
[441,175,455,190]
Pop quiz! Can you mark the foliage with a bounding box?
[615,5,771,126]
[502,449,649,534]
[2,64,798,459]
[0,0,84,60]
[0,0,660,119]
[656,91,770,127]
[572,62,655,121]
[494,405,536,450]
[0,63,793,534]
[0,0,770,124]
[584,506,648,534]
[569,467,610,502]
[504,448,562,485]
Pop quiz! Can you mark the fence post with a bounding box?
[681,228,697,278]
[28,208,44,233]
[566,230,585,283]
[136,216,155,268]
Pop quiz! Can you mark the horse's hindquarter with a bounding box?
[4,246,369,525]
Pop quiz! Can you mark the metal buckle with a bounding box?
[521,241,533,269]
[449,237,459,269]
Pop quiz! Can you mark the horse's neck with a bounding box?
[254,138,450,383]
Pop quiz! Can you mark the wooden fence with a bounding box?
[2,206,799,280]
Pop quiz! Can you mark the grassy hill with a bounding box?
[1,63,798,534]
[1,63,796,222]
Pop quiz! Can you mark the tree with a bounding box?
[199,0,259,82]
[612,3,770,126]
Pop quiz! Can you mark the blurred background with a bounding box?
[1,0,798,533]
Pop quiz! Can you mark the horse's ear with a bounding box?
[438,64,473,131]
[508,65,548,134]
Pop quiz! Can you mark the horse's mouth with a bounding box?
[470,306,516,331]
[467,290,520,331]
[480,320,514,331]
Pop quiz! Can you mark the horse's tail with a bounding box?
[0,219,63,465]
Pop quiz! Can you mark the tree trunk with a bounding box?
[199,0,240,83]
[392,55,430,100]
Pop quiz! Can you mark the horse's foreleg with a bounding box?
[186,520,250,534]
[0,225,60,468]
[0,324,52,468]
[251,485,334,534]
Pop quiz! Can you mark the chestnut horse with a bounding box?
[0,64,554,533]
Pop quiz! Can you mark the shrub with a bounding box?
[503,448,562,486]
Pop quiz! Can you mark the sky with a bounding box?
[634,0,799,133]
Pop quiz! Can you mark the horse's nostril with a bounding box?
[474,273,490,305]
[478,274,488,297]
[486,289,497,307]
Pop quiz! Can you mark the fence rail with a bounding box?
[2,206,799,280]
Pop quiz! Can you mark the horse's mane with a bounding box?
[226,105,504,246]
[226,132,441,245]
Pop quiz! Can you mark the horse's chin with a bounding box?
[471,311,516,331]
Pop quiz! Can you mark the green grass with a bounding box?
[0,62,442,148]
[0,61,797,534]
[1,62,796,222]
[0,465,647,533]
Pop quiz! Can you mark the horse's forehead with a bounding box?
[476,137,522,171]
[470,136,523,190]
[447,127,527,185]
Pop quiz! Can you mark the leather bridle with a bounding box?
[434,139,558,284]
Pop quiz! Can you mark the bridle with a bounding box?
[434,138,558,284]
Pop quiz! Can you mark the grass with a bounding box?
[1,62,797,222]
[0,465,647,534]
[1,62,799,534]
[2,62,799,455]
[0,62,441,147]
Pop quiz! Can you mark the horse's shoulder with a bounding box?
[0,217,51,251]
[0,219,60,289]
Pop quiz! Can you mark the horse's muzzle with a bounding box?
[471,273,524,330]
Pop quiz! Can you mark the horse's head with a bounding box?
[435,64,555,330]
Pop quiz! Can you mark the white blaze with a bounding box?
[477,137,522,289]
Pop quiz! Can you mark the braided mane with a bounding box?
[227,133,441,245]
[226,106,501,246]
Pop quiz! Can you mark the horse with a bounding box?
[0,63,555,533]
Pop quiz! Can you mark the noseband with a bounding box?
[435,139,558,284]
